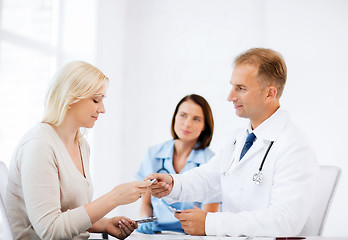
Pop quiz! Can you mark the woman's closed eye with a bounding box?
[238,86,246,91]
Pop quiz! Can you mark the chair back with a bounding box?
[299,165,341,236]
[0,161,14,239]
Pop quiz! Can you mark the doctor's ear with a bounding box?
[265,86,277,101]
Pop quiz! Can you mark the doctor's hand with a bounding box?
[175,206,207,236]
[105,216,137,239]
[145,173,173,198]
[112,181,151,206]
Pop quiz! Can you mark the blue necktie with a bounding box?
[240,133,256,160]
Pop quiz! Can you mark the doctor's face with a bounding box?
[174,100,205,143]
[227,64,269,126]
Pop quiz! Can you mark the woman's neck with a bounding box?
[173,139,196,173]
[51,121,79,146]
[174,139,196,158]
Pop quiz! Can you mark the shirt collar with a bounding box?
[155,140,175,159]
[187,148,209,165]
[154,139,207,165]
[249,107,291,142]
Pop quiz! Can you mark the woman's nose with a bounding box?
[184,118,191,127]
[98,103,106,114]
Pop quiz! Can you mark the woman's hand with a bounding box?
[105,217,137,239]
[112,181,150,206]
[85,181,151,227]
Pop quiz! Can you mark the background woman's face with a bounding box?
[174,100,205,143]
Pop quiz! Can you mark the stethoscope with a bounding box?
[157,158,200,174]
[157,158,170,173]
[224,139,274,185]
[252,141,274,184]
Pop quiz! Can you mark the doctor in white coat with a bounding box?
[147,48,318,237]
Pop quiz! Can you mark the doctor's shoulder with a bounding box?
[273,122,317,166]
[277,121,313,149]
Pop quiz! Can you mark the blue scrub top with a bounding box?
[135,139,214,233]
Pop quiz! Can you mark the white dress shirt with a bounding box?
[166,108,319,237]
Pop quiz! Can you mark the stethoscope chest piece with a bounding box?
[252,171,263,184]
[251,140,274,185]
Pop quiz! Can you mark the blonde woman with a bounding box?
[6,61,150,239]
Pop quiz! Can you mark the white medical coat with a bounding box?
[167,108,318,237]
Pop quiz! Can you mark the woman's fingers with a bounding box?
[117,217,136,239]
[119,219,132,236]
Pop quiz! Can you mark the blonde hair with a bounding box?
[42,61,109,141]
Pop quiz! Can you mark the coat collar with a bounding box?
[249,107,291,142]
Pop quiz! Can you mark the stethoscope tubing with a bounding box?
[157,158,170,174]
[258,141,274,172]
[223,137,274,184]
[157,158,201,174]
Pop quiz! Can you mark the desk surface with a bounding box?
[118,232,348,240]
[122,232,348,240]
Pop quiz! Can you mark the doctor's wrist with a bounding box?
[169,174,174,185]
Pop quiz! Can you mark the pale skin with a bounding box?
[140,100,219,219]
[147,63,281,235]
[228,64,280,130]
[52,84,151,239]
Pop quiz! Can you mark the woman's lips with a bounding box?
[182,130,191,135]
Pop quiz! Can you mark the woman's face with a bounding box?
[174,100,205,143]
[69,84,107,128]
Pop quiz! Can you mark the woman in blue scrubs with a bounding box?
[135,94,219,234]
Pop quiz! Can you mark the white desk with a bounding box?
[121,232,348,240]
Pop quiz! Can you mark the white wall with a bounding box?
[264,0,348,236]
[90,0,348,237]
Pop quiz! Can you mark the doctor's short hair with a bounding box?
[42,60,109,142]
[234,48,287,98]
[171,94,214,150]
